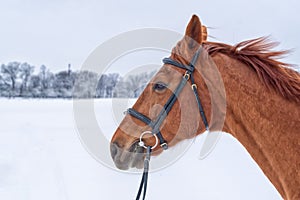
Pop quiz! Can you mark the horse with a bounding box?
[110,15,300,199]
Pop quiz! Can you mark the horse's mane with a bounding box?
[203,37,300,103]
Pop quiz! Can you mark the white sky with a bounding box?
[0,0,299,74]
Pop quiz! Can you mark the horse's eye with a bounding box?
[153,82,167,91]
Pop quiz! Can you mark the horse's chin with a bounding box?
[111,141,145,170]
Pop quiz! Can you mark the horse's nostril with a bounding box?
[110,142,118,160]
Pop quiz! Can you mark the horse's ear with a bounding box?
[185,15,203,48]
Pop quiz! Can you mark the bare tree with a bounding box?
[1,62,20,92]
[40,64,47,90]
[39,65,55,94]
[73,70,99,98]
[19,62,34,95]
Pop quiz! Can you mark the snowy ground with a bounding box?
[0,99,281,200]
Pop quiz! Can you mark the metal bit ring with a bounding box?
[139,131,158,150]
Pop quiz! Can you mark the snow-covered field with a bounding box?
[0,99,281,200]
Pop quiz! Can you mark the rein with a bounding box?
[128,46,209,200]
[135,131,157,200]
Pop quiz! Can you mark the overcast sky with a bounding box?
[1,0,299,73]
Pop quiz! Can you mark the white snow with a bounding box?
[0,99,282,200]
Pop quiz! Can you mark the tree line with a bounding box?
[0,62,156,98]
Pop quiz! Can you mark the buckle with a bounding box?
[191,84,197,89]
[160,142,168,150]
[184,71,190,80]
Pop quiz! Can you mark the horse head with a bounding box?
[110,15,212,170]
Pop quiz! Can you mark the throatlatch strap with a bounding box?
[190,73,209,130]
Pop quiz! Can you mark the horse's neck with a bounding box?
[212,54,300,199]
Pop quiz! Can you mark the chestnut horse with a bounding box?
[110,15,300,199]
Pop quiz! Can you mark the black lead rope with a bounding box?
[136,146,151,200]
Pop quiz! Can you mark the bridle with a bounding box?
[128,46,209,150]
[127,46,210,200]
